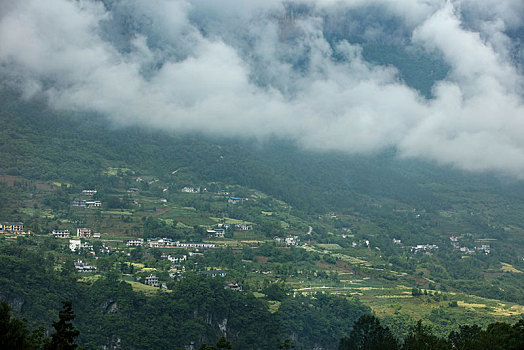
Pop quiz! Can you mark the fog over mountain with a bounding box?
[1,0,523,176]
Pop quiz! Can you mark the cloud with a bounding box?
[0,0,523,177]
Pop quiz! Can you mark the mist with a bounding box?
[1,0,523,176]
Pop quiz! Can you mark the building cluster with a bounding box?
[74,260,97,273]
[234,223,252,231]
[351,239,370,248]
[207,229,225,238]
[228,197,247,204]
[169,261,186,281]
[450,236,490,255]
[214,222,251,231]
[181,187,200,193]
[52,228,100,239]
[69,239,92,252]
[410,244,439,253]
[162,254,187,263]
[69,239,113,255]
[81,189,97,196]
[71,200,101,208]
[274,235,300,246]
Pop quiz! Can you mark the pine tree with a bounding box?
[45,301,79,350]
[339,315,399,350]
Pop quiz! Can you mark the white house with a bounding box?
[145,274,159,287]
[285,236,300,246]
[181,187,200,193]
[411,244,439,253]
[85,201,101,208]
[74,260,96,273]
[165,255,187,263]
[52,229,70,238]
[69,239,82,252]
[235,223,252,231]
[148,238,176,248]
[126,239,144,246]
[77,228,91,237]
[228,197,244,204]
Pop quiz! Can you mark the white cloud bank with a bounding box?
[0,0,523,176]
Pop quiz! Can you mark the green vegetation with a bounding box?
[339,315,524,350]
[0,88,523,348]
[0,240,371,349]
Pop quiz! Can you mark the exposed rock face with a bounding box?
[100,299,119,314]
[0,293,25,312]
[218,318,228,335]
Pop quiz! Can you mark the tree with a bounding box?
[215,337,232,349]
[448,324,483,350]
[262,283,289,301]
[279,339,296,349]
[483,321,524,350]
[402,320,449,350]
[339,315,399,350]
[45,301,79,350]
[0,302,33,349]
[197,337,232,350]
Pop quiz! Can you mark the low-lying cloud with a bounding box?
[0,0,523,176]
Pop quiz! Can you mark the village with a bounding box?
[0,173,519,340]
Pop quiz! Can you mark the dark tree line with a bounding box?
[1,301,79,350]
[339,315,524,350]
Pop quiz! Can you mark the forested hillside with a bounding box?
[1,88,524,349]
[0,242,371,349]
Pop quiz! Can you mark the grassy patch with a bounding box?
[77,275,102,284]
[126,281,160,296]
[101,210,134,215]
[500,262,522,273]
[267,300,281,313]
[317,244,342,250]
